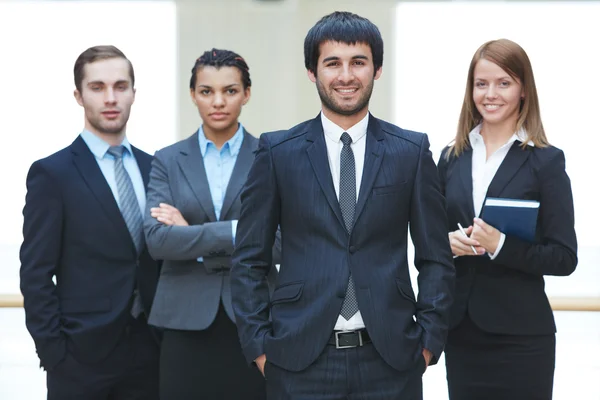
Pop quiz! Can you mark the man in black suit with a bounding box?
[231,11,455,399]
[20,45,160,399]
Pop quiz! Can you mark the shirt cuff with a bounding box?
[231,220,238,244]
[488,233,506,260]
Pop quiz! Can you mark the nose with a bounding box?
[213,92,225,108]
[485,84,498,99]
[104,88,116,104]
[337,64,354,84]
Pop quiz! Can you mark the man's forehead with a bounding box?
[83,58,131,83]
[318,41,372,58]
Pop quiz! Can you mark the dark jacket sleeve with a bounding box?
[410,135,455,365]
[493,149,578,276]
[230,134,280,364]
[19,161,66,370]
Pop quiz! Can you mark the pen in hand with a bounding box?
[457,222,478,255]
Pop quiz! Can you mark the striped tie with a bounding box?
[107,146,144,253]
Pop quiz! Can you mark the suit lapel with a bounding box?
[70,136,134,248]
[219,130,256,220]
[305,116,346,230]
[456,148,476,220]
[354,115,384,225]
[177,131,218,222]
[484,142,531,203]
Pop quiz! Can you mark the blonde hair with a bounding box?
[449,39,548,158]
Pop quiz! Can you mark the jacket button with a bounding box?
[349,246,356,254]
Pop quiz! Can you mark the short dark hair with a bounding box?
[189,48,251,90]
[73,45,134,92]
[304,11,384,75]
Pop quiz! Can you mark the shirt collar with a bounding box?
[468,124,534,148]
[320,111,369,144]
[198,123,245,157]
[80,129,133,159]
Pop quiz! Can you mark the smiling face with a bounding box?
[74,57,135,138]
[190,66,250,139]
[473,58,524,130]
[308,40,382,127]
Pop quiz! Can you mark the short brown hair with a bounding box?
[450,39,548,158]
[73,45,135,92]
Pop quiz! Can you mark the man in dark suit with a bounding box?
[231,11,455,399]
[20,45,160,399]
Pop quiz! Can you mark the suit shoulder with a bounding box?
[377,119,426,148]
[529,144,565,168]
[260,119,312,148]
[30,145,73,173]
[154,134,197,159]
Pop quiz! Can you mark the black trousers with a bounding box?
[266,342,425,399]
[47,316,159,400]
[160,304,265,400]
[445,314,555,400]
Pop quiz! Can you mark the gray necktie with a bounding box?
[107,145,144,317]
[339,132,359,320]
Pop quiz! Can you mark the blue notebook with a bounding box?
[481,198,540,242]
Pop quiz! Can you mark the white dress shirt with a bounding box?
[321,111,368,331]
[469,124,534,259]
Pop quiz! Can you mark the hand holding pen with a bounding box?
[449,223,485,257]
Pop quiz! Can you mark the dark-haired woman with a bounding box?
[144,48,277,399]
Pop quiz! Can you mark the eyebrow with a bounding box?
[197,83,242,89]
[87,80,130,86]
[322,55,369,63]
[474,76,513,81]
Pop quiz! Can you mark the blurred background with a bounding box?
[0,0,598,398]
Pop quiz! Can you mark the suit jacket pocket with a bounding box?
[396,279,416,303]
[373,181,408,196]
[271,281,304,306]
[60,297,111,314]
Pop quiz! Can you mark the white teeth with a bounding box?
[337,89,357,93]
[484,104,500,110]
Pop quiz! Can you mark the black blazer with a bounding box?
[20,136,161,370]
[437,141,577,335]
[231,114,455,372]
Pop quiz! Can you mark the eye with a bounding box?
[90,86,102,91]
[326,61,340,67]
[227,88,238,95]
[499,81,510,87]
[352,60,365,66]
[200,89,211,95]
[475,81,487,88]
[116,85,128,91]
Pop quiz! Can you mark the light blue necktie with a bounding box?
[107,145,144,317]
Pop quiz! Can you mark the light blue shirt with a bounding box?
[197,124,244,262]
[80,130,146,216]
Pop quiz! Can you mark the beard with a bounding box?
[316,78,374,117]
[86,109,130,135]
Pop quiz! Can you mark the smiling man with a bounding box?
[231,11,456,400]
[20,45,160,399]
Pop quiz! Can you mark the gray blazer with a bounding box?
[144,130,279,330]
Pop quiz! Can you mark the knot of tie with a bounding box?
[340,132,352,146]
[107,145,126,159]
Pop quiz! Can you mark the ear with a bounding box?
[243,86,251,105]
[189,88,197,105]
[132,87,136,105]
[307,69,317,83]
[374,66,383,81]
[74,89,84,107]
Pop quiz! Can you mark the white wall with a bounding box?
[0,0,177,293]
